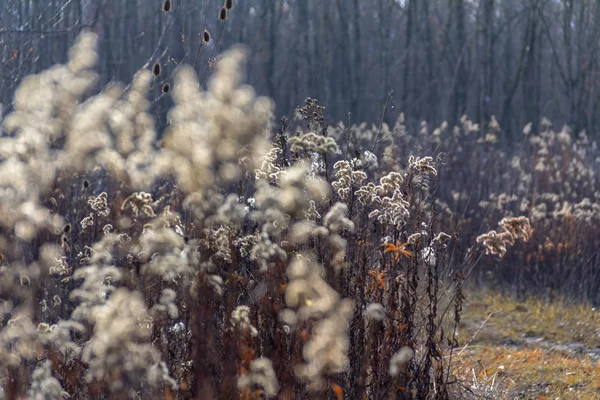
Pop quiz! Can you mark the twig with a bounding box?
[457,310,502,357]
[370,90,393,152]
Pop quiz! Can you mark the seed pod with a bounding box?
[162,0,172,12]
[162,83,171,93]
[219,6,228,20]
[202,30,211,43]
[152,62,161,76]
[225,0,233,10]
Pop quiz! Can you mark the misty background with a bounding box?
[0,0,598,140]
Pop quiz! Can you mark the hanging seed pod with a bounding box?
[202,30,211,43]
[219,6,228,20]
[162,0,172,12]
[225,0,233,10]
[162,83,171,93]
[152,62,161,76]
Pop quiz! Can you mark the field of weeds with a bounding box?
[0,29,599,400]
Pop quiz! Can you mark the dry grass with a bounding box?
[453,291,600,399]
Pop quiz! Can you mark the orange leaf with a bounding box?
[382,242,397,253]
[179,379,189,391]
[330,383,343,400]
[368,269,387,290]
[300,329,309,342]
[164,386,175,400]
[396,242,415,259]
[381,241,414,260]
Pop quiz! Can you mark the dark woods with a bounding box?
[2,0,600,137]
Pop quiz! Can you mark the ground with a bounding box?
[452,291,600,399]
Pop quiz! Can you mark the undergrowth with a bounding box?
[0,30,595,400]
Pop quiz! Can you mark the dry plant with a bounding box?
[0,30,568,400]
